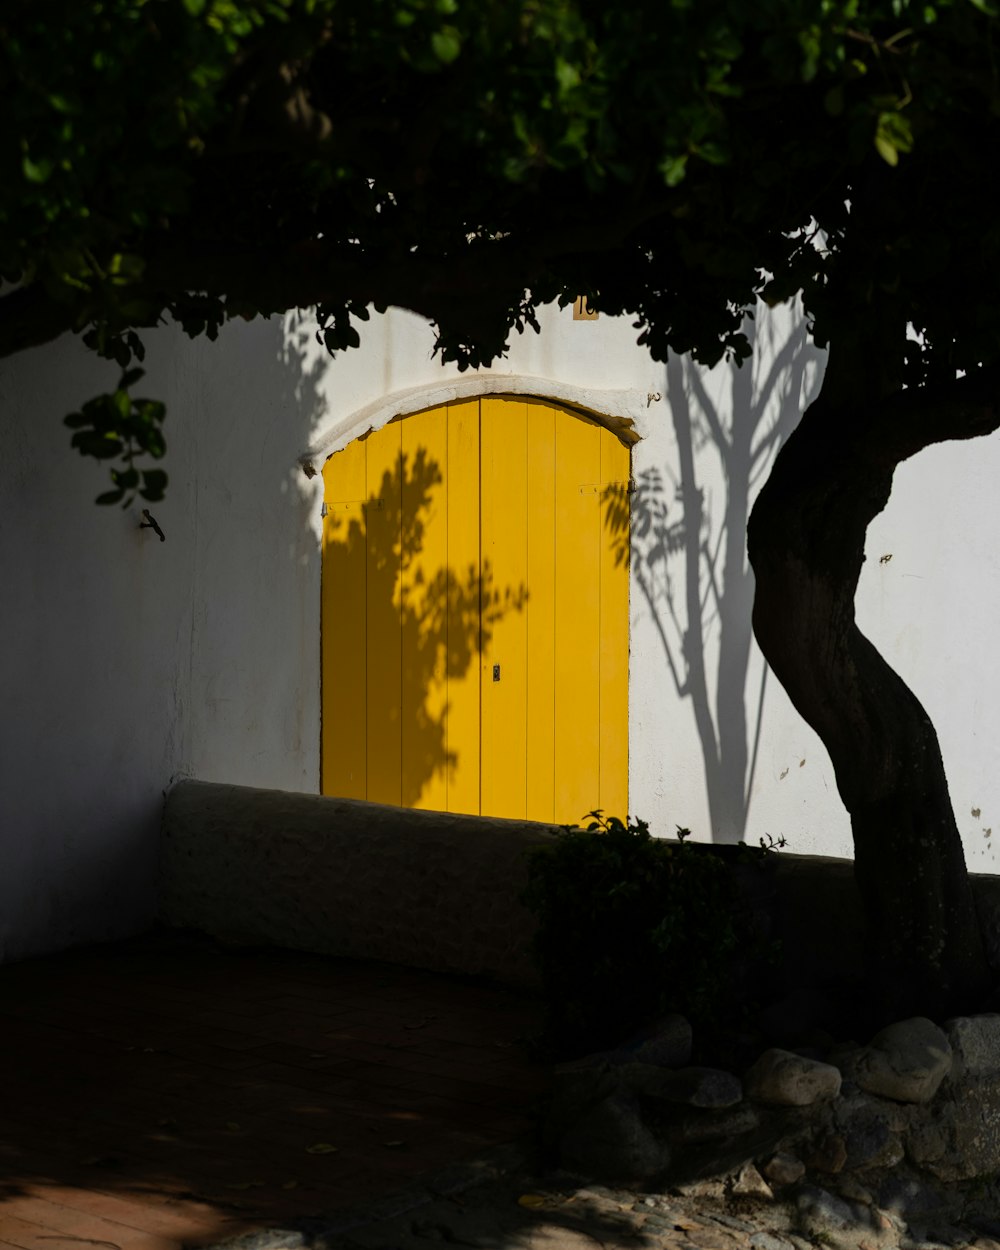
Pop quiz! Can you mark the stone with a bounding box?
[674,1177,728,1199]
[558,1091,667,1181]
[945,1015,1000,1079]
[795,1185,866,1236]
[661,1102,761,1144]
[521,1224,628,1250]
[627,1064,743,1109]
[836,1092,907,1170]
[837,1176,874,1206]
[545,1061,620,1149]
[878,1175,948,1221]
[681,1228,743,1250]
[906,1117,950,1168]
[732,1163,773,1199]
[639,1213,677,1232]
[750,1235,797,1250]
[763,1153,806,1186]
[744,1048,843,1106]
[918,1074,1000,1181]
[795,1186,887,1250]
[854,1017,952,1104]
[611,1014,693,1069]
[711,1213,756,1233]
[805,1131,847,1174]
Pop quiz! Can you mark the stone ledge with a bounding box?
[158,779,556,984]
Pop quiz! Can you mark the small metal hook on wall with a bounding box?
[140,509,166,542]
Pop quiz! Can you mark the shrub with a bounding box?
[522,813,775,1058]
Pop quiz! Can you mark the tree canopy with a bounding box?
[5,0,1000,1012]
[4,0,998,499]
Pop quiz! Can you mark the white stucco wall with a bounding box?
[3,295,1000,960]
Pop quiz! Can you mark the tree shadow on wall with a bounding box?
[324,442,526,809]
[609,311,824,842]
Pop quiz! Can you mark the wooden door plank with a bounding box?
[365,422,403,805]
[525,400,556,824]
[553,413,601,826]
[321,438,367,798]
[481,397,528,819]
[446,399,482,815]
[401,406,450,810]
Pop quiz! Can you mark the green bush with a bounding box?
[522,813,774,1058]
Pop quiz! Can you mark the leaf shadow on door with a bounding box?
[325,442,527,810]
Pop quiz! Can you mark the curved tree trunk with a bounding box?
[747,362,1000,1019]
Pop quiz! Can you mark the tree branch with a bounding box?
[0,286,78,360]
[877,366,1000,462]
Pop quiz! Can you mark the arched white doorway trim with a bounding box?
[299,373,643,478]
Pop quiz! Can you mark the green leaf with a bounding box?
[431,26,462,63]
[875,110,913,166]
[555,58,580,92]
[22,156,54,184]
[659,153,688,187]
[95,488,125,506]
[875,134,899,165]
[141,470,168,500]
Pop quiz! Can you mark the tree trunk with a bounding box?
[747,370,997,1020]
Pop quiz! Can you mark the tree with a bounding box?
[4,0,1000,1014]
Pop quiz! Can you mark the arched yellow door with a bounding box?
[321,396,629,825]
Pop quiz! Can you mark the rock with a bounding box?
[796,1185,870,1245]
[836,1092,907,1170]
[627,1064,743,1108]
[906,1117,950,1168]
[711,1213,756,1233]
[732,1162,773,1199]
[521,1224,629,1250]
[854,1017,952,1104]
[878,1174,948,1222]
[745,1048,843,1106]
[838,1176,874,1206]
[545,1060,620,1149]
[915,1073,1000,1181]
[763,1152,806,1186]
[805,1131,847,1174]
[661,1101,761,1144]
[673,1177,727,1199]
[945,1015,1000,1079]
[750,1235,797,1250]
[610,1014,693,1068]
[558,1091,667,1181]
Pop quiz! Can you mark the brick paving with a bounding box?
[0,932,546,1249]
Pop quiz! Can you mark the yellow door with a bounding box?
[321,397,629,825]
